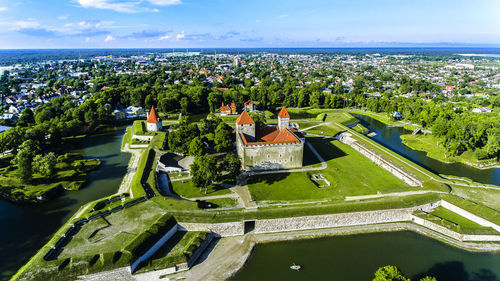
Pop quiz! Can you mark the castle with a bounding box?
[235,107,304,171]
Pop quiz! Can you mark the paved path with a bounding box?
[118,146,142,196]
[301,123,323,131]
[345,190,447,201]
[232,185,257,208]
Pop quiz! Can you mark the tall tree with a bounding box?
[214,123,233,152]
[190,155,220,194]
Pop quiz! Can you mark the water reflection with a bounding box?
[354,115,500,186]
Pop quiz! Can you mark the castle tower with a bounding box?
[235,111,255,139]
[277,106,290,131]
[146,106,162,131]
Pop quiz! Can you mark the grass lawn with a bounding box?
[347,109,400,126]
[247,137,409,202]
[170,179,232,198]
[401,134,495,167]
[415,206,498,235]
[351,123,369,134]
[150,132,167,150]
[58,200,165,258]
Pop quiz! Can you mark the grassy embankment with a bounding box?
[413,206,498,235]
[0,153,100,203]
[401,134,498,168]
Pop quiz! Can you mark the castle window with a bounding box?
[290,156,293,161]
[279,154,282,158]
[267,154,270,158]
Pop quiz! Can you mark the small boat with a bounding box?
[290,263,302,271]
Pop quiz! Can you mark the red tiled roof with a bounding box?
[240,126,301,146]
[220,104,230,111]
[244,100,254,106]
[147,106,160,123]
[236,111,255,125]
[278,107,289,118]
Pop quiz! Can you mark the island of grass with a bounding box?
[401,134,499,168]
[0,153,101,203]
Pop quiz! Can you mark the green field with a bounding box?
[414,206,498,235]
[247,137,409,202]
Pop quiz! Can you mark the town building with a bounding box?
[243,100,256,112]
[220,102,237,116]
[146,106,162,131]
[236,107,304,171]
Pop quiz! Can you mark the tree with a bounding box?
[249,112,266,129]
[18,108,35,127]
[214,123,233,152]
[188,137,205,157]
[373,266,409,281]
[12,141,38,182]
[373,265,435,281]
[190,155,220,194]
[33,152,57,178]
[223,153,241,179]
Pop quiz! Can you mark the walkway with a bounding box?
[117,146,142,196]
[345,190,447,201]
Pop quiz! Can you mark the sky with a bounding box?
[0,0,499,49]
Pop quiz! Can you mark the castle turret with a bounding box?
[277,106,290,131]
[235,111,255,139]
[146,106,162,131]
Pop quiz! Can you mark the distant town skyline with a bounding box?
[0,0,499,49]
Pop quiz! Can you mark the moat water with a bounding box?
[0,126,130,280]
[232,231,500,281]
[354,114,500,187]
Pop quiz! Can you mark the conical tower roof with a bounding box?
[147,106,160,123]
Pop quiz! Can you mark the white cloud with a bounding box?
[0,7,7,12]
[278,14,288,18]
[77,0,178,13]
[104,35,115,42]
[77,0,144,13]
[85,37,91,42]
[159,34,169,40]
[58,15,69,20]
[176,31,184,40]
[148,0,182,6]
[12,20,40,30]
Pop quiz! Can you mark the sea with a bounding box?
[1,48,500,66]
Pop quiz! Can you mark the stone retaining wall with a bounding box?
[254,208,413,234]
[132,134,154,141]
[179,204,435,237]
[411,215,500,242]
[129,144,149,149]
[130,224,179,273]
[179,221,244,236]
[339,132,422,187]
